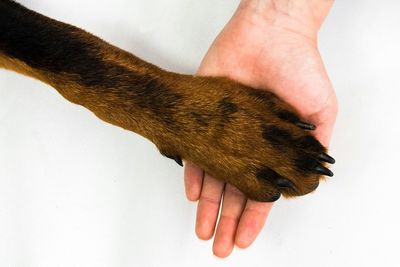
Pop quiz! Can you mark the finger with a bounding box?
[314,120,335,148]
[235,200,273,249]
[195,174,225,240]
[212,184,246,258]
[184,161,204,201]
[308,94,338,147]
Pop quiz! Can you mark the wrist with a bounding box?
[238,0,334,39]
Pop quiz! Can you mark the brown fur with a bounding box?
[0,0,334,202]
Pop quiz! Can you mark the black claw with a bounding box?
[315,166,334,177]
[319,153,336,164]
[275,178,296,191]
[164,154,183,167]
[173,156,183,167]
[296,121,316,131]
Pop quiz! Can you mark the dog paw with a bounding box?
[157,77,335,202]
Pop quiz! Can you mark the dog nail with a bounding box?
[275,178,296,190]
[319,153,336,164]
[174,156,183,167]
[296,121,316,130]
[315,166,334,177]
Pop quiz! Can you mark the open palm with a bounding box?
[184,5,338,258]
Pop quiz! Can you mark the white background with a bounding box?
[1,0,399,266]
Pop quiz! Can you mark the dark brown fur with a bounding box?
[0,0,334,202]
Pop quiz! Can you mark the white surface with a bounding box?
[1,0,399,266]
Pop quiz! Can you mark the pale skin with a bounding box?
[184,0,337,258]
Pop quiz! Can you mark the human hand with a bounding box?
[184,0,338,258]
